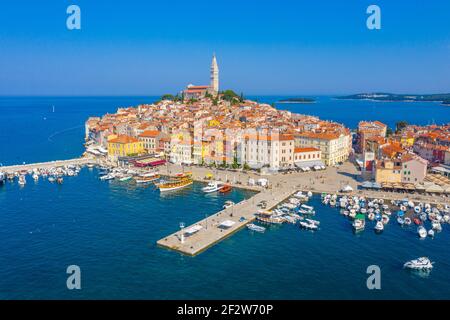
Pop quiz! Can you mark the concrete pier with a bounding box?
[0,157,96,173]
[157,187,296,256]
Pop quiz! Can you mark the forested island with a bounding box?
[337,93,450,106]
[278,97,316,103]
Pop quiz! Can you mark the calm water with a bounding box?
[1,96,450,299]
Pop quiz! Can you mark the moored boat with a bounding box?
[403,257,433,270]
[247,223,266,233]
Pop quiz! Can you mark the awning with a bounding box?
[184,225,203,235]
[219,220,236,228]
[295,160,325,169]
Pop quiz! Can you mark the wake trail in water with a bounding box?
[47,125,83,142]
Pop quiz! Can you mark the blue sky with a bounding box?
[0,0,449,95]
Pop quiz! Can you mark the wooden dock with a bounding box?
[0,157,96,173]
[157,187,296,256]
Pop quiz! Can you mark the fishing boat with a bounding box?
[158,174,193,192]
[223,200,235,209]
[219,184,232,193]
[247,223,266,233]
[374,221,384,232]
[202,181,223,193]
[417,226,427,239]
[403,257,433,270]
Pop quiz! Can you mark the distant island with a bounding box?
[278,97,316,104]
[336,93,450,106]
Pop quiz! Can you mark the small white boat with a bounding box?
[352,219,365,231]
[368,212,375,221]
[299,221,318,230]
[202,181,223,193]
[403,257,433,270]
[397,217,404,225]
[18,175,26,186]
[431,221,442,232]
[223,200,235,209]
[100,174,115,181]
[428,229,435,237]
[305,218,320,226]
[381,214,390,225]
[48,176,56,183]
[374,221,384,232]
[417,226,427,238]
[404,217,412,225]
[119,175,133,182]
[247,223,266,233]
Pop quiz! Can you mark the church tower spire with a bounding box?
[210,53,219,95]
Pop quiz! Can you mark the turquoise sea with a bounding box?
[1,96,450,299]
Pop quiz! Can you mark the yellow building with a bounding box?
[374,159,402,184]
[108,135,144,159]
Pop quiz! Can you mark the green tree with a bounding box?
[161,94,175,101]
[243,162,250,171]
[395,121,408,133]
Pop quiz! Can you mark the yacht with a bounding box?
[417,226,427,238]
[246,223,266,233]
[202,181,223,193]
[299,221,318,230]
[403,257,434,270]
[428,229,435,237]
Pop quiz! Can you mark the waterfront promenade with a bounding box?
[157,186,296,256]
[0,157,96,174]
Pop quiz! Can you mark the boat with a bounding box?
[299,221,318,230]
[223,200,235,209]
[246,223,266,233]
[413,218,421,225]
[256,211,284,224]
[219,184,232,193]
[397,217,404,225]
[135,175,160,183]
[202,181,223,193]
[352,218,365,231]
[428,229,435,237]
[158,176,193,192]
[57,177,63,184]
[403,257,434,270]
[404,217,412,225]
[368,212,375,221]
[305,218,320,226]
[374,221,384,232]
[431,221,442,231]
[118,175,133,182]
[381,214,390,225]
[48,176,56,183]
[18,175,26,186]
[100,174,115,181]
[32,174,39,181]
[417,226,427,238]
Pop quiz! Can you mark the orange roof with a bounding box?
[294,147,320,153]
[109,135,139,144]
[139,130,160,138]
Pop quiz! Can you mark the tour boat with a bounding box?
[417,226,427,239]
[158,176,193,192]
[202,181,223,193]
[403,257,433,270]
[247,223,266,233]
[219,184,232,193]
[374,221,384,232]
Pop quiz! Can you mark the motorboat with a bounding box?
[404,217,412,225]
[374,221,384,232]
[223,200,235,209]
[417,226,427,238]
[368,212,375,221]
[246,223,266,233]
[397,217,404,225]
[118,175,133,182]
[431,221,442,232]
[381,214,390,225]
[428,229,435,237]
[352,218,365,231]
[413,218,421,225]
[403,257,433,270]
[18,175,26,186]
[202,181,223,193]
[100,174,115,181]
[219,184,232,193]
[299,221,318,230]
[57,177,63,184]
[305,218,320,226]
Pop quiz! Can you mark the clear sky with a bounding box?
[0,0,449,96]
